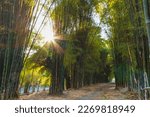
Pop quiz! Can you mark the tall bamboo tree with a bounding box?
[0,0,35,99]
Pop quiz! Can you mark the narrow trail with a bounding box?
[75,84,122,100]
[20,83,137,100]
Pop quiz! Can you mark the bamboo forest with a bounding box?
[0,0,150,100]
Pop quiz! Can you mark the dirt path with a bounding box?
[20,83,137,100]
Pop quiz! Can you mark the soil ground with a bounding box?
[20,83,138,100]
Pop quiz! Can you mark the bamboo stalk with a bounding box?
[143,0,150,49]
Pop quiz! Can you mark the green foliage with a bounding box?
[24,0,35,7]
[98,0,150,95]
[64,41,77,68]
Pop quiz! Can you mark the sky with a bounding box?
[93,12,108,39]
[33,13,54,43]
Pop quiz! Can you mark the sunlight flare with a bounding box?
[42,18,55,43]
[43,31,55,43]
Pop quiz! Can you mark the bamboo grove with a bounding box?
[0,0,36,99]
[99,0,150,99]
[0,0,150,100]
[30,0,111,95]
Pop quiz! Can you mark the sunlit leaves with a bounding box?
[24,0,35,7]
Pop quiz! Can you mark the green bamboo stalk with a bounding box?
[143,0,150,52]
[24,0,56,63]
[0,0,37,99]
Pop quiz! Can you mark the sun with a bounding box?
[43,30,55,43]
[41,19,55,43]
